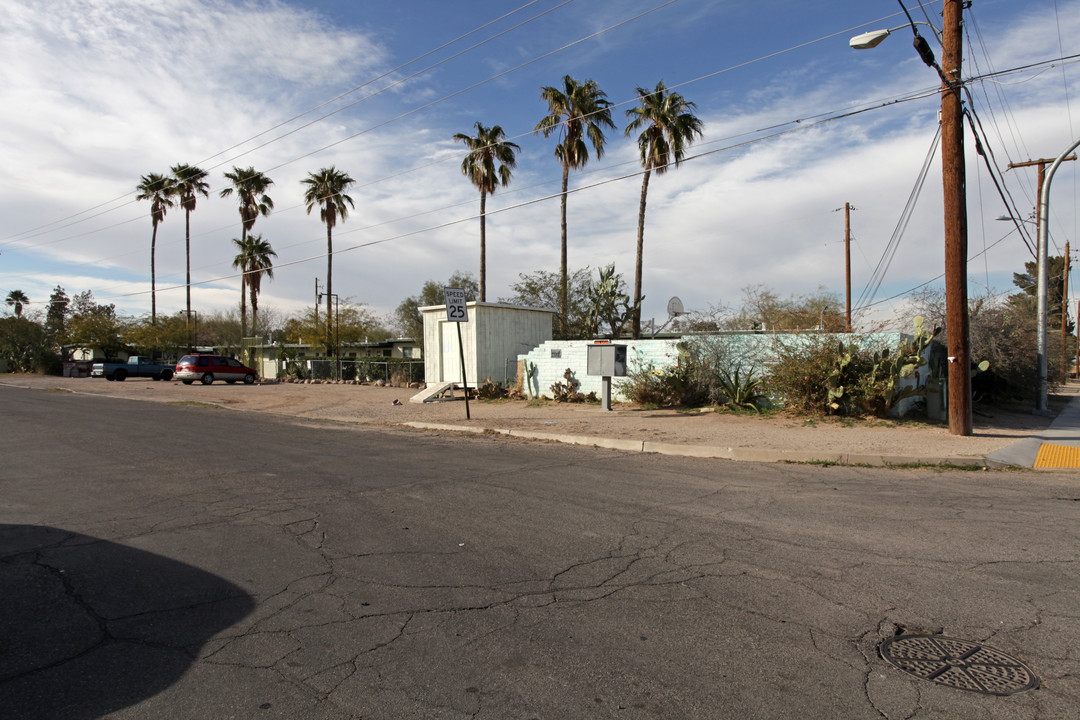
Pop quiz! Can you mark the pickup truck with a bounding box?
[91,356,174,381]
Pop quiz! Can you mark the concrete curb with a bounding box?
[400,422,987,467]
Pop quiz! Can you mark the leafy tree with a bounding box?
[625,81,704,337]
[231,234,277,340]
[501,267,593,339]
[1012,255,1073,333]
[535,75,615,335]
[5,289,29,317]
[135,172,175,324]
[281,302,391,348]
[907,286,1068,401]
[453,122,519,301]
[0,316,51,372]
[302,166,355,355]
[220,167,274,337]
[393,272,478,340]
[170,163,210,344]
[725,284,846,332]
[62,291,129,359]
[46,285,69,338]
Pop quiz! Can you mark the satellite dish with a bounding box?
[666,296,685,318]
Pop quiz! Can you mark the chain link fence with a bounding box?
[301,359,424,383]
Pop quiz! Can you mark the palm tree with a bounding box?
[231,234,276,339]
[171,163,210,345]
[220,167,274,338]
[301,167,355,354]
[625,81,704,338]
[6,290,29,318]
[535,75,615,336]
[135,172,175,325]
[453,122,520,302]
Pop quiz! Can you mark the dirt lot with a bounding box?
[5,374,1075,461]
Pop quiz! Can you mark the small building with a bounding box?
[420,302,554,387]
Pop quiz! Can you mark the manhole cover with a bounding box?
[880,635,1039,696]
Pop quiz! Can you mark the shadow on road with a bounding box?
[0,524,254,720]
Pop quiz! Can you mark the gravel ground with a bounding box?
[5,374,1074,460]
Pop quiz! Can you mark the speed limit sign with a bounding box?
[443,287,468,322]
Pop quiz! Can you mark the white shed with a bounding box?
[420,302,554,388]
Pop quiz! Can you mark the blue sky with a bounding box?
[1,0,1078,331]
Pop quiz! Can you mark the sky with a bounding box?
[2,0,1078,334]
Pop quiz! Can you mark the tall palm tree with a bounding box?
[535,75,615,336]
[301,166,355,354]
[135,172,175,325]
[231,234,276,339]
[625,81,704,338]
[170,163,210,345]
[6,290,29,318]
[453,122,520,302]
[220,166,274,338]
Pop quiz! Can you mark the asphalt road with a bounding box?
[2,385,1078,719]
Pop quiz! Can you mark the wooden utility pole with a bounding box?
[844,203,853,332]
[941,0,971,435]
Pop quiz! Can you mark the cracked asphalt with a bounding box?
[2,384,1078,719]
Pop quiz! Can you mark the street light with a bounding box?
[850,1,972,436]
[849,22,937,50]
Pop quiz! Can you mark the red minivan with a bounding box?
[175,354,257,385]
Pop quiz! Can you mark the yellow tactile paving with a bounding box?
[1034,443,1080,469]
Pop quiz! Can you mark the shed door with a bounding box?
[440,322,461,383]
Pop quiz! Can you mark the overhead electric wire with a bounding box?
[2,4,940,248]
[854,125,942,314]
[0,0,673,252]
[8,7,1080,308]
[856,225,1028,312]
[961,96,1036,256]
[90,91,947,302]
[1,0,568,243]
[2,5,938,259]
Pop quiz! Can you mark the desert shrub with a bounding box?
[679,336,768,409]
[550,368,585,403]
[764,335,846,414]
[766,318,938,417]
[617,360,686,407]
[478,378,508,400]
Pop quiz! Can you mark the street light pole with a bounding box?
[941,0,972,435]
[1036,136,1080,412]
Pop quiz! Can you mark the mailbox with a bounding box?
[587,343,627,377]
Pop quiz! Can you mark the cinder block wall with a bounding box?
[518,339,680,400]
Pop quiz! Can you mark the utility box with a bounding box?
[587,343,627,377]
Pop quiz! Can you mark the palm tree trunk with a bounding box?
[479,190,487,302]
[326,222,334,356]
[559,162,570,337]
[185,209,192,348]
[239,227,248,341]
[151,222,158,325]
[250,277,259,338]
[632,168,651,339]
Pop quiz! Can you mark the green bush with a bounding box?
[766,318,938,417]
[679,336,766,409]
[764,335,844,415]
[617,360,686,407]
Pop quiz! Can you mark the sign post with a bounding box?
[443,288,470,419]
